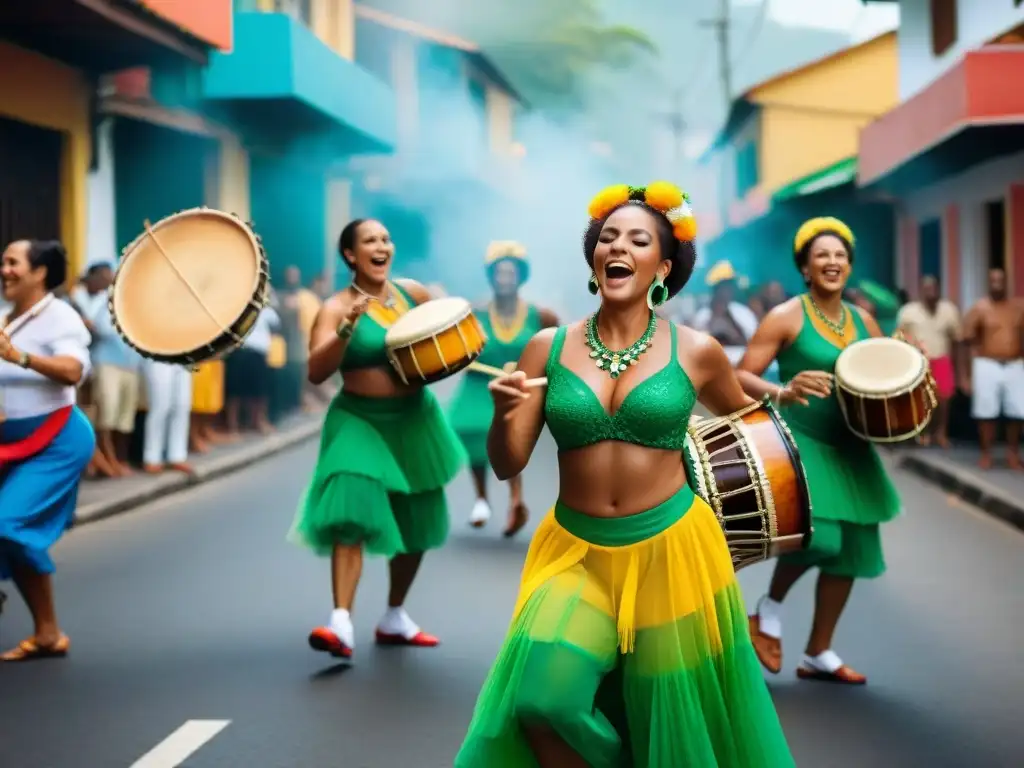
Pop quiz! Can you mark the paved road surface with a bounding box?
[2,432,1023,767]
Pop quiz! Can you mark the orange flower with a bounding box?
[587,185,630,220]
[673,216,698,242]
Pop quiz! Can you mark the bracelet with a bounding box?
[18,351,29,369]
[336,322,354,340]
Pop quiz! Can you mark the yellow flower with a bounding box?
[645,181,684,212]
[587,184,630,220]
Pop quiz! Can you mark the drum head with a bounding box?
[113,209,262,357]
[385,297,471,346]
[834,337,925,394]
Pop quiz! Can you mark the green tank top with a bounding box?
[472,302,543,372]
[544,322,696,452]
[777,295,871,444]
[340,282,416,372]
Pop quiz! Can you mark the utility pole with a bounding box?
[699,0,733,112]
[652,88,687,175]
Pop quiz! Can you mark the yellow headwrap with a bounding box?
[586,181,698,242]
[484,240,527,265]
[793,217,855,254]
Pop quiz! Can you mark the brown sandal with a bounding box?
[748,615,783,674]
[796,664,866,685]
[1,634,71,662]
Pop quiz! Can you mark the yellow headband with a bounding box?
[587,181,698,242]
[485,240,527,265]
[793,217,854,254]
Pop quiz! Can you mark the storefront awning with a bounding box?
[773,157,857,202]
[0,0,214,72]
[858,47,1024,193]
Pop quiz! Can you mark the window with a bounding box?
[734,142,759,199]
[930,0,957,56]
[984,199,1006,269]
[275,0,312,26]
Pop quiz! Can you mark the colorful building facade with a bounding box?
[859,0,1024,303]
[700,33,900,295]
[0,0,227,280]
[347,6,523,295]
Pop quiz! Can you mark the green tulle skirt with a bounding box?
[289,390,466,558]
[448,372,494,468]
[779,420,901,578]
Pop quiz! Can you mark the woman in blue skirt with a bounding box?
[0,240,95,661]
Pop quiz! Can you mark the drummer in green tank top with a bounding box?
[447,241,558,537]
[735,217,905,686]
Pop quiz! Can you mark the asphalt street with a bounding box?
[2,430,1023,767]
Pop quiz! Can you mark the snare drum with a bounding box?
[110,208,268,366]
[385,298,487,385]
[684,398,813,571]
[834,337,937,443]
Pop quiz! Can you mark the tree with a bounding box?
[358,0,657,115]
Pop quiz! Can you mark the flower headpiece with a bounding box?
[484,240,528,265]
[793,216,855,254]
[587,181,698,242]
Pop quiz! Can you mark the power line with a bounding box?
[731,0,770,72]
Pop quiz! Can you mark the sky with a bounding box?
[738,0,900,41]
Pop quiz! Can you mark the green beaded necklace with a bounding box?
[585,310,658,378]
[808,294,848,338]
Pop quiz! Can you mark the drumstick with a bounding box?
[467,361,547,388]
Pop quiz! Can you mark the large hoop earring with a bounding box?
[647,276,668,310]
[588,271,600,296]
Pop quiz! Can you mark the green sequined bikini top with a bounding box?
[340,282,415,372]
[544,323,696,452]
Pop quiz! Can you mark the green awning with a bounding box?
[772,156,857,202]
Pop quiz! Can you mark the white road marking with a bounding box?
[130,720,231,767]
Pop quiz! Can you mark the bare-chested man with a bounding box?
[961,268,1024,470]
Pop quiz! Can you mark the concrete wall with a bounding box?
[86,119,118,268]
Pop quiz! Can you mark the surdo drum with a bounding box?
[834,337,937,443]
[684,398,813,571]
[385,297,487,385]
[109,208,268,366]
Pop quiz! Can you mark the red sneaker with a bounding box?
[308,626,352,659]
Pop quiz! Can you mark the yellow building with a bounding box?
[700,32,899,294]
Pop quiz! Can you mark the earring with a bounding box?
[647,276,668,310]
[588,271,600,295]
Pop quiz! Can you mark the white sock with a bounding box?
[329,608,355,649]
[377,606,420,639]
[470,499,492,525]
[757,596,783,639]
[802,649,843,674]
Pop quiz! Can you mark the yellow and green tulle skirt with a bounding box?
[455,485,794,768]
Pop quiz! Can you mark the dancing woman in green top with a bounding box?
[448,241,558,537]
[290,218,466,662]
[735,217,902,685]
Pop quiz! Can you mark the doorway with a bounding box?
[0,116,62,247]
[984,198,1006,270]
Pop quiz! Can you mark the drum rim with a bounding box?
[761,397,814,544]
[384,298,474,347]
[109,207,268,363]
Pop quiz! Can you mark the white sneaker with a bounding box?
[469,499,492,528]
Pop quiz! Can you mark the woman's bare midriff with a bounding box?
[339,366,421,398]
[556,443,689,518]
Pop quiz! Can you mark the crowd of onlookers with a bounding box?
[22,263,335,483]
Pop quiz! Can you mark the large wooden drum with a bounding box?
[684,398,813,571]
[834,337,937,443]
[110,208,268,366]
[385,297,487,385]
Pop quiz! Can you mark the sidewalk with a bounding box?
[75,413,321,525]
[897,444,1024,532]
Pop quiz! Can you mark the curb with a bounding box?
[74,420,321,525]
[898,453,1024,533]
